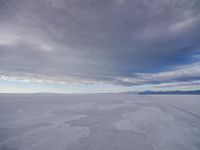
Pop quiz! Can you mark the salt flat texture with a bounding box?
[0,94,200,150]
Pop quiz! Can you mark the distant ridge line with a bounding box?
[138,90,200,95]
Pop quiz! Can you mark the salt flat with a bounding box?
[0,94,200,150]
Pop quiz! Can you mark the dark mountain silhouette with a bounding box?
[139,90,200,95]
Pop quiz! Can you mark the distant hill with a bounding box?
[139,90,200,95]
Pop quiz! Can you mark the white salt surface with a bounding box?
[0,94,200,150]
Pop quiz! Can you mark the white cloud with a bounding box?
[0,27,54,52]
[170,15,200,33]
[118,62,200,85]
[0,32,20,46]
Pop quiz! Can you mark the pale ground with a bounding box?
[0,94,200,150]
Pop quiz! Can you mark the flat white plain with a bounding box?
[0,94,200,150]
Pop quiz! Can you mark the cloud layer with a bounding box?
[0,0,200,88]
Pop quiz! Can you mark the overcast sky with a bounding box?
[0,0,200,93]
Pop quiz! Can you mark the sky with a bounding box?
[0,0,200,93]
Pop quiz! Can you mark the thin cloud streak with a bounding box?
[119,62,200,85]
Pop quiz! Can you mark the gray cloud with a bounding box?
[0,0,200,88]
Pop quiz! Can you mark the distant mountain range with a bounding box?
[138,90,200,95]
